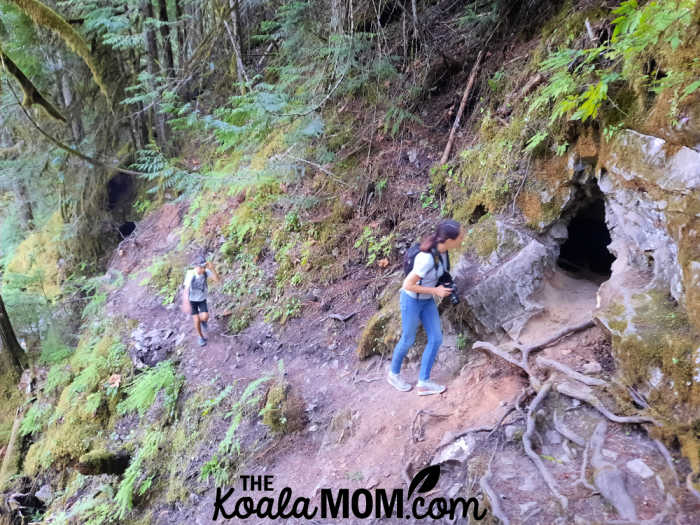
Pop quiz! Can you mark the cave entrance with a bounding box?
[107,173,136,240]
[557,183,615,279]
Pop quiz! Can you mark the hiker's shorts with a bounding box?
[189,300,208,315]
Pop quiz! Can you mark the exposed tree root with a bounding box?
[522,380,568,509]
[574,435,598,492]
[411,409,451,443]
[590,421,637,521]
[516,320,595,360]
[553,409,586,447]
[556,381,658,426]
[652,438,679,487]
[686,473,700,502]
[479,438,510,525]
[536,356,607,387]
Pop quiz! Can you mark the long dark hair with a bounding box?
[419,219,461,251]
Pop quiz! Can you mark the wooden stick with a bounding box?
[439,50,483,165]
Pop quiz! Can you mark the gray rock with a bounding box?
[582,361,602,374]
[519,502,537,515]
[625,458,654,479]
[545,430,562,445]
[35,484,52,504]
[456,235,555,338]
[504,425,521,442]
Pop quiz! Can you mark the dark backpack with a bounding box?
[403,244,450,282]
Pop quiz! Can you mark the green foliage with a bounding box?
[39,327,73,364]
[117,360,184,420]
[531,0,698,132]
[115,428,163,520]
[353,226,394,266]
[139,254,182,305]
[131,143,199,198]
[382,105,422,138]
[200,373,273,484]
[19,402,51,437]
[44,364,72,395]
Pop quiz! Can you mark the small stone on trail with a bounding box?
[626,458,654,479]
[601,448,618,460]
[582,361,602,374]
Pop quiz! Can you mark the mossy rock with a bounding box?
[260,380,306,434]
[76,449,130,475]
[4,211,64,299]
[356,290,427,360]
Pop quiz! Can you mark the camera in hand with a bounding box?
[437,272,460,305]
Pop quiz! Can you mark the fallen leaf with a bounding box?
[378,258,389,268]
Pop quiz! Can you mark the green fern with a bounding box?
[117,360,183,419]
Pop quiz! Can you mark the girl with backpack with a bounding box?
[387,219,464,395]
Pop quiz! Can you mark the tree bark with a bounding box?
[0,293,25,379]
[157,0,175,72]
[140,0,169,153]
[174,0,185,67]
[15,181,35,230]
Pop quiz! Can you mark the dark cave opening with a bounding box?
[118,221,136,238]
[557,187,615,278]
[107,173,134,211]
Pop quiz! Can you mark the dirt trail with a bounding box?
[103,205,698,524]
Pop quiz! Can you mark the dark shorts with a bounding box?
[189,300,208,315]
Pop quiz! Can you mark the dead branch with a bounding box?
[556,381,658,426]
[536,356,607,387]
[487,406,517,439]
[553,409,586,447]
[440,50,483,165]
[522,380,568,509]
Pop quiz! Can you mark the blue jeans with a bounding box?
[390,289,443,381]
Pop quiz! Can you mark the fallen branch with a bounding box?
[536,356,607,387]
[522,380,568,509]
[440,50,483,165]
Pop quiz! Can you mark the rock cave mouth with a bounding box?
[557,185,615,279]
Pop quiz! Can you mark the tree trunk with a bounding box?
[0,293,25,379]
[227,0,248,88]
[15,181,35,230]
[174,0,185,67]
[157,0,175,73]
[140,0,169,153]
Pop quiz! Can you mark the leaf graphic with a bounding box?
[407,464,440,500]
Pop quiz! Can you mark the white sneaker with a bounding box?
[416,379,446,396]
[387,370,412,392]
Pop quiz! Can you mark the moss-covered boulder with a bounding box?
[76,449,131,475]
[260,379,306,434]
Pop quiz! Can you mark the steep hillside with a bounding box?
[1,1,699,524]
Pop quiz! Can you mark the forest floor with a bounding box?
[100,196,699,524]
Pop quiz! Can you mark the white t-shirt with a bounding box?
[404,250,447,300]
[183,268,212,302]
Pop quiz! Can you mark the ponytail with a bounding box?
[419,219,461,252]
